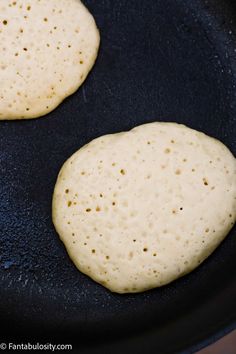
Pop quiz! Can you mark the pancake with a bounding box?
[0,0,100,119]
[52,122,236,293]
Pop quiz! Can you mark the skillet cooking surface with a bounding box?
[1,0,236,352]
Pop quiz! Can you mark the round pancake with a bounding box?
[52,122,236,293]
[0,0,100,119]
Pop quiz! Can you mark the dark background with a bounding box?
[0,0,236,353]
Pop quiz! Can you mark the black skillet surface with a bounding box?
[1,0,236,353]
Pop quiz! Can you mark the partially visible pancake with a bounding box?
[52,122,236,293]
[0,0,100,119]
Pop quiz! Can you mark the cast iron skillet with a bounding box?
[1,0,236,353]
